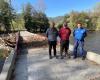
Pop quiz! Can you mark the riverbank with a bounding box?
[0,33,16,73]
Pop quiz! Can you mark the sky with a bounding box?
[11,0,100,17]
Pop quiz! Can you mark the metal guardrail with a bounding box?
[0,32,20,80]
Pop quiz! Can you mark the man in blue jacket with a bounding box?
[46,22,58,59]
[73,23,87,60]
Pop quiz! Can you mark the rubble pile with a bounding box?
[20,31,47,43]
[0,33,16,54]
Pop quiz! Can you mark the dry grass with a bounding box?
[0,48,10,59]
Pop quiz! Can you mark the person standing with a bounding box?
[46,22,58,59]
[73,23,87,60]
[59,22,71,59]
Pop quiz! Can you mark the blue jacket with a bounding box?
[46,27,58,41]
[73,28,87,41]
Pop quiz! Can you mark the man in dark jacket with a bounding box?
[59,22,71,59]
[73,23,87,60]
[46,22,58,59]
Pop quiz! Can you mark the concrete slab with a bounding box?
[13,48,100,80]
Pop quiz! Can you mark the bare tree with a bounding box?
[35,0,46,13]
[5,0,11,4]
[92,2,100,16]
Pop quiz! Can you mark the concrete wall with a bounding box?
[87,52,100,64]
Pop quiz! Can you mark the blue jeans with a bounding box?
[73,40,85,57]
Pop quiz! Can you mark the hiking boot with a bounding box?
[61,56,64,59]
[82,56,86,60]
[73,56,77,59]
[55,55,58,59]
[49,56,52,59]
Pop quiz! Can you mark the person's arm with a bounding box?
[55,28,59,37]
[69,28,71,36]
[58,29,61,38]
[84,29,87,38]
[46,29,49,37]
[73,29,75,37]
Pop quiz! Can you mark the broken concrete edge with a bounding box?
[0,32,20,80]
[87,52,100,65]
[69,44,100,65]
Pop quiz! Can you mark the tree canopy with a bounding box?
[23,3,49,32]
[0,0,15,33]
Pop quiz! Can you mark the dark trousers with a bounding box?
[73,40,85,57]
[60,40,69,56]
[48,41,57,57]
